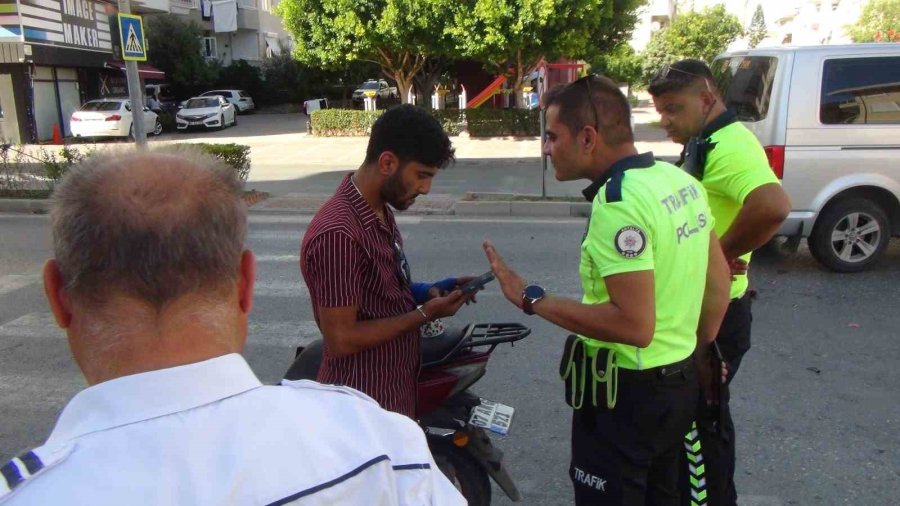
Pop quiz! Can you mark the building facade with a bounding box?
[0,0,289,143]
[630,0,868,52]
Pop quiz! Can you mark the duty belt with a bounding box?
[559,335,618,410]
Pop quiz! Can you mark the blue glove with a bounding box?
[410,278,459,304]
[410,283,432,304]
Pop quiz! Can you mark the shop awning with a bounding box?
[104,62,166,80]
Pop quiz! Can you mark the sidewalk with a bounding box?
[3,107,679,217]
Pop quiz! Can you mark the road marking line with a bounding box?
[248,320,321,348]
[0,275,41,296]
[254,279,309,298]
[255,254,300,263]
[0,312,62,338]
[0,311,320,348]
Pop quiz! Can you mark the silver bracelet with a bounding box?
[416,305,429,322]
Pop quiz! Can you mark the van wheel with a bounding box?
[809,198,890,272]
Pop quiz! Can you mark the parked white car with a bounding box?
[176,96,237,131]
[714,43,900,272]
[199,89,255,113]
[70,98,162,139]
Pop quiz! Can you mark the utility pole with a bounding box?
[117,0,147,149]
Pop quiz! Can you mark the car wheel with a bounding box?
[219,114,226,130]
[232,114,237,127]
[808,198,890,273]
[127,123,134,141]
[153,119,163,136]
[234,104,242,114]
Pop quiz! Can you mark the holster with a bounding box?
[560,335,619,410]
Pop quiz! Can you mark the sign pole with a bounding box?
[117,0,147,148]
[537,62,548,198]
[540,109,547,198]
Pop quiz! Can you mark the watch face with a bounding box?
[524,285,545,300]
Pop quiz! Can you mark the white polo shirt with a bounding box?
[0,354,464,505]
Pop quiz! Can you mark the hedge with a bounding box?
[0,144,251,193]
[310,109,383,136]
[193,143,252,182]
[309,107,539,137]
[466,108,540,137]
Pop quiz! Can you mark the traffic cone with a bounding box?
[51,123,63,145]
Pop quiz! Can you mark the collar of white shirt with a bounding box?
[46,354,263,446]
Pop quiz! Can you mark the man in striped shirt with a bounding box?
[301,105,475,418]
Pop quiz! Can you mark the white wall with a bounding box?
[226,31,260,62]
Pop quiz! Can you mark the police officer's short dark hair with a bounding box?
[648,59,716,97]
[364,104,455,169]
[542,74,633,146]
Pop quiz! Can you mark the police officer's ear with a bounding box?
[580,125,600,152]
[698,79,719,111]
[377,151,401,178]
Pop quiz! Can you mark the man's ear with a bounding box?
[43,259,72,329]
[377,151,400,177]
[581,126,600,153]
[238,250,256,314]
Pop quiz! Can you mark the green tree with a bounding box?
[846,0,900,42]
[452,0,643,107]
[217,60,265,102]
[275,0,456,103]
[146,15,218,98]
[589,43,642,96]
[748,4,767,48]
[640,5,743,84]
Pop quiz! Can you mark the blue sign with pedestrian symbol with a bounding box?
[118,14,147,62]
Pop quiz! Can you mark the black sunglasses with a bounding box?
[654,65,708,82]
[573,74,601,131]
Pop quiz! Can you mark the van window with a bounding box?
[712,56,778,122]
[820,56,900,125]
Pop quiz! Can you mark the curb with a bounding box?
[0,199,49,214]
[455,200,591,218]
[0,192,271,215]
[243,191,270,207]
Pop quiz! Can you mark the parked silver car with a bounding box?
[714,43,900,272]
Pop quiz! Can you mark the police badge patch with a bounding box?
[614,226,646,258]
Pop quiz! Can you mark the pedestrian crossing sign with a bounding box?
[118,14,147,62]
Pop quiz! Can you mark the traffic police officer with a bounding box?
[0,149,463,505]
[650,59,790,506]
[484,75,732,505]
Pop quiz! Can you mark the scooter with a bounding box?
[283,322,531,506]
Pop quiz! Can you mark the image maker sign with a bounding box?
[16,0,114,52]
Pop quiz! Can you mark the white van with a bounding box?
[714,43,900,272]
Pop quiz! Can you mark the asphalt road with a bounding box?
[1,212,898,505]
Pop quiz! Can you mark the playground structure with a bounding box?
[463,60,583,109]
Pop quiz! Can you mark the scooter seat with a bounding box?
[283,339,324,381]
[421,325,468,365]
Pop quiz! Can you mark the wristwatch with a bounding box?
[522,285,546,315]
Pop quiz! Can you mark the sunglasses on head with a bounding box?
[655,65,708,81]
[654,65,717,94]
[573,74,601,131]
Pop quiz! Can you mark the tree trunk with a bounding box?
[377,50,426,105]
[413,60,445,109]
[512,51,527,109]
[397,78,414,104]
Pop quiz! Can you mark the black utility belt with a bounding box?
[560,335,618,410]
[559,335,694,411]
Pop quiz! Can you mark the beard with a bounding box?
[381,170,417,211]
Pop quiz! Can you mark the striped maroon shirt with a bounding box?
[300,173,419,417]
